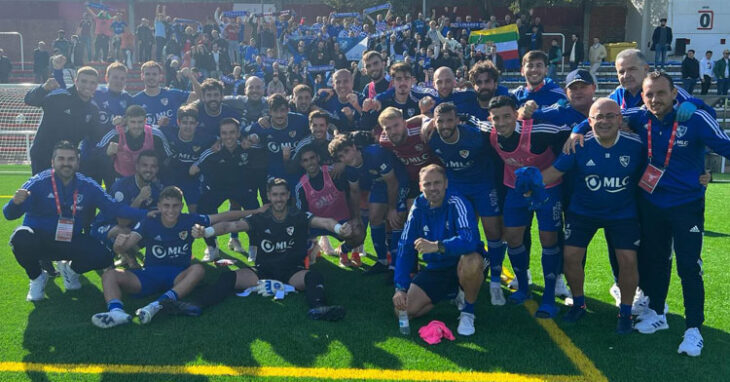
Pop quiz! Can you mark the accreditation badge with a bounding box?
[638,164,665,194]
[55,218,75,242]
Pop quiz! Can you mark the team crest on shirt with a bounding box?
[676,125,687,138]
[179,231,188,240]
[414,144,424,152]
[193,146,201,152]
[459,150,469,159]
[286,226,295,236]
[620,155,630,168]
[76,194,84,203]
[289,130,296,137]
[407,108,416,117]
[85,114,92,123]
[161,97,169,106]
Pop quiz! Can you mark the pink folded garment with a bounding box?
[418,320,455,345]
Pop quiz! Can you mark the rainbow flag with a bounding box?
[469,24,520,69]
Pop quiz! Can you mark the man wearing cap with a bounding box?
[651,18,672,70]
[524,69,596,129]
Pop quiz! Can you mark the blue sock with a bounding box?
[389,230,403,262]
[508,245,529,294]
[157,289,178,303]
[371,224,388,263]
[461,301,475,314]
[574,295,586,308]
[107,299,123,312]
[541,245,561,306]
[487,240,506,283]
[619,303,632,318]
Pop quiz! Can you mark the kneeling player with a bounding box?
[540,98,642,333]
[91,186,264,328]
[393,165,485,336]
[181,178,353,321]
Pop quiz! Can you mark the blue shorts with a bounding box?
[174,179,203,206]
[503,186,563,231]
[90,223,114,250]
[564,213,640,251]
[368,181,409,212]
[450,182,501,217]
[131,265,185,298]
[310,218,350,239]
[411,266,459,304]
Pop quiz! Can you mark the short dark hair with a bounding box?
[522,50,548,66]
[433,102,457,116]
[52,140,78,158]
[268,93,289,111]
[328,134,354,157]
[200,78,224,94]
[687,49,695,54]
[488,95,517,111]
[297,144,319,160]
[159,186,184,202]
[219,117,240,132]
[137,150,159,163]
[308,110,330,125]
[644,70,675,90]
[266,178,290,193]
[125,104,147,119]
[468,60,500,84]
[177,105,198,122]
[706,50,713,55]
[390,62,412,76]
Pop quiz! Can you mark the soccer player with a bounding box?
[314,69,364,133]
[295,144,365,266]
[511,50,567,108]
[4,141,148,301]
[96,105,171,181]
[360,62,422,132]
[468,60,512,120]
[293,110,336,165]
[191,118,260,262]
[361,51,390,98]
[290,84,320,116]
[412,67,480,115]
[24,66,100,175]
[328,134,410,275]
[525,69,596,128]
[247,94,311,187]
[181,178,353,321]
[160,105,216,214]
[393,164,485,336]
[538,98,643,333]
[90,150,164,269]
[195,78,240,137]
[569,72,730,355]
[132,61,194,128]
[90,186,265,328]
[486,95,570,317]
[426,102,506,305]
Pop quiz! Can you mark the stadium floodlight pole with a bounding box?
[0,32,24,71]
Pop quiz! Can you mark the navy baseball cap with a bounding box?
[565,69,594,87]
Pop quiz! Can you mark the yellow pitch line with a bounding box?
[0,195,13,198]
[525,300,608,382]
[0,362,582,382]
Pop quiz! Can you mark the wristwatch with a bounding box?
[437,241,445,253]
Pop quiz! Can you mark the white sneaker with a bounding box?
[451,288,466,310]
[508,269,533,289]
[457,312,475,336]
[202,246,220,262]
[631,288,648,315]
[318,236,336,256]
[490,283,506,306]
[609,283,621,307]
[135,301,163,324]
[26,271,49,301]
[227,238,244,253]
[555,276,571,299]
[678,328,703,357]
[634,309,669,334]
[58,261,81,290]
[91,309,131,329]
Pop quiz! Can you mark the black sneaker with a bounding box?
[364,261,389,276]
[307,305,346,321]
[562,305,586,323]
[161,299,202,317]
[616,315,633,334]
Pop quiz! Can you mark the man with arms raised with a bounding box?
[393,164,485,336]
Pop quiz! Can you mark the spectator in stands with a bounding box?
[588,37,607,81]
[120,27,135,69]
[53,30,71,62]
[0,49,11,83]
[681,49,700,95]
[267,72,286,96]
[137,18,155,63]
[77,11,93,62]
[547,39,561,80]
[714,49,730,96]
[33,42,50,83]
[110,14,127,62]
[564,33,583,71]
[154,5,168,61]
[528,25,542,52]
[87,6,112,62]
[699,50,714,95]
[69,35,84,69]
[650,18,672,70]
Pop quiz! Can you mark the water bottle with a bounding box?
[398,310,410,335]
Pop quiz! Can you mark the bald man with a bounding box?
[314,69,365,133]
[540,98,644,333]
[411,67,482,116]
[224,76,269,126]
